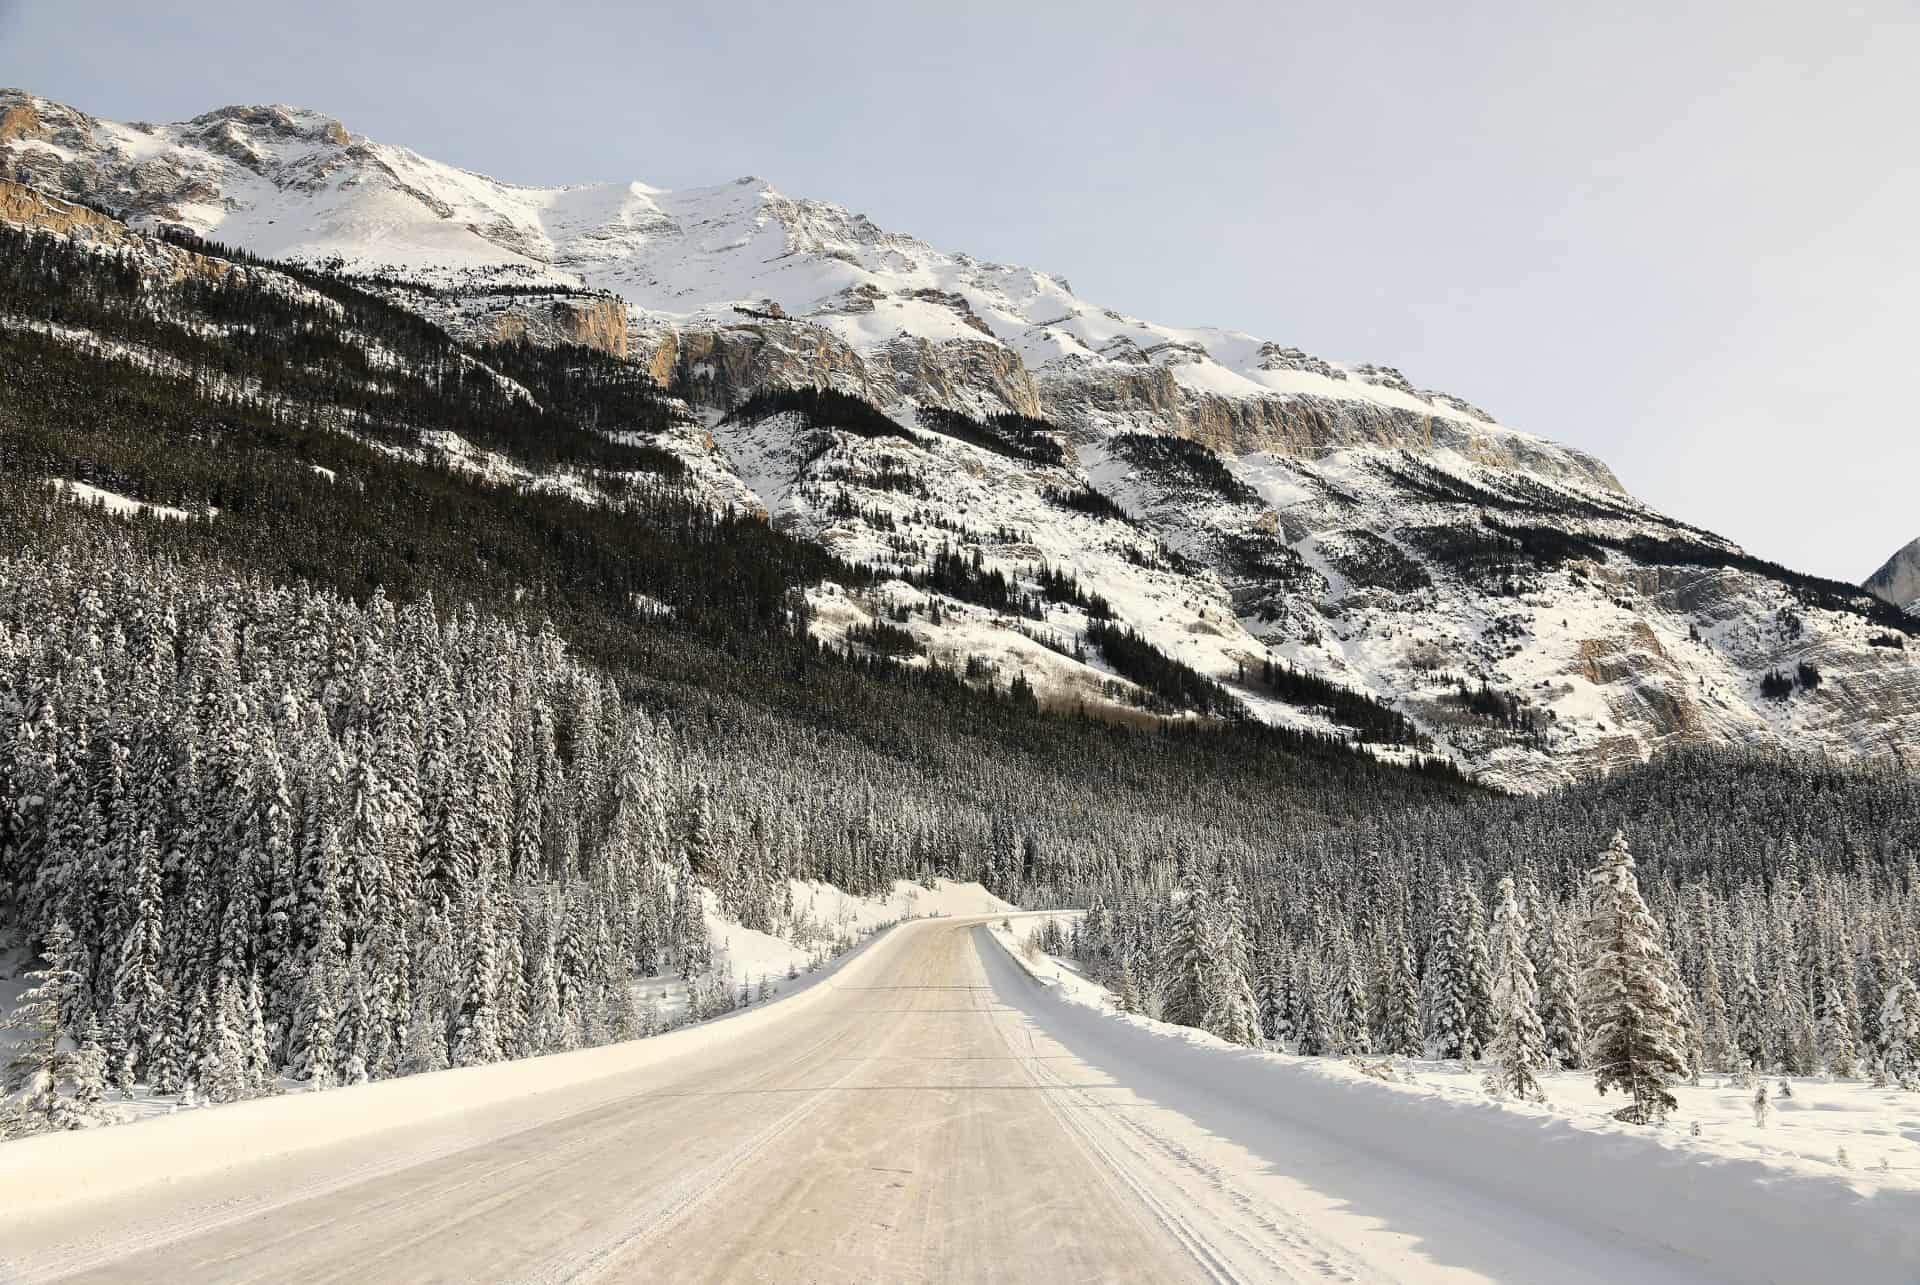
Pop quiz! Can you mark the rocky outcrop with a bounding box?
[0,177,121,240]
[1038,361,1623,492]
[1866,538,1920,615]
[873,334,1042,417]
[486,295,629,359]
[639,321,879,408]
[0,99,46,144]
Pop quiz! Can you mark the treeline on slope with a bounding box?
[1242,656,1428,747]
[0,533,858,1133]
[0,519,1469,1135]
[0,332,832,668]
[5,525,1916,1134]
[915,406,1066,468]
[1085,619,1244,720]
[1042,483,1132,525]
[0,221,683,475]
[727,386,911,442]
[1112,432,1259,505]
[897,544,1112,624]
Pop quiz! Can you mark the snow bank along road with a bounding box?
[5,917,1917,1284]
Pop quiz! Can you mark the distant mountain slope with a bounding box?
[1867,538,1920,615]
[4,88,1916,790]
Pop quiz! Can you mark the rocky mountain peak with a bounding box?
[186,103,351,147]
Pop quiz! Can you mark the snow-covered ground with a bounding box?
[47,478,203,522]
[991,918,1920,1282]
[636,877,1013,1025]
[1001,918,1920,1182]
[8,911,1920,1283]
[3,878,1010,1135]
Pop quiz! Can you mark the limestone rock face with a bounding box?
[479,295,630,357]
[873,334,1042,418]
[0,98,47,144]
[0,177,119,238]
[637,321,880,408]
[0,178,308,295]
[1866,538,1920,615]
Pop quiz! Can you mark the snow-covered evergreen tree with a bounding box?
[1204,876,1261,1047]
[1485,876,1547,1101]
[1161,872,1214,1032]
[3,917,90,1135]
[1581,832,1690,1123]
[1537,906,1585,1070]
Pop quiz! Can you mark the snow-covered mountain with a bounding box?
[6,88,1916,790]
[1867,538,1920,616]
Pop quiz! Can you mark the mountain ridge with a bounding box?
[4,88,1915,791]
[0,89,1618,491]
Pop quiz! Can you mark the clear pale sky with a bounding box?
[4,0,1912,582]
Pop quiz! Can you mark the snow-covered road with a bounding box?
[3,917,1911,1283]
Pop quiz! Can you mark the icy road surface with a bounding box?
[1,917,1894,1283]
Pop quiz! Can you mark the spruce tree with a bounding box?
[1537,907,1585,1070]
[1425,882,1472,1059]
[1485,876,1547,1101]
[1581,832,1689,1123]
[1876,967,1920,1089]
[3,919,89,1133]
[1204,876,1261,1047]
[1162,874,1214,1031]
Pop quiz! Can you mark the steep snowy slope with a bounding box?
[1867,538,1920,616]
[5,88,1914,790]
[0,89,1608,482]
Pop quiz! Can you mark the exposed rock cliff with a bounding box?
[1867,538,1920,615]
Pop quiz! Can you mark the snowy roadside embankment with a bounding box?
[982,922,1920,1285]
[0,882,1007,1223]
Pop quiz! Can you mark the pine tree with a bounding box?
[1695,938,1736,1072]
[1204,877,1261,1047]
[1876,967,1920,1089]
[1161,874,1214,1031]
[1485,876,1547,1101]
[1734,961,1770,1074]
[304,960,337,1091]
[1818,944,1861,1079]
[1380,916,1422,1058]
[1459,881,1496,1057]
[672,856,711,983]
[72,1013,108,1109]
[245,970,273,1093]
[1425,881,1473,1059]
[452,892,504,1067]
[1117,952,1144,1016]
[3,917,89,1134]
[203,976,251,1104]
[111,824,166,1085]
[147,988,186,1096]
[1537,907,1585,1069]
[1581,832,1689,1123]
